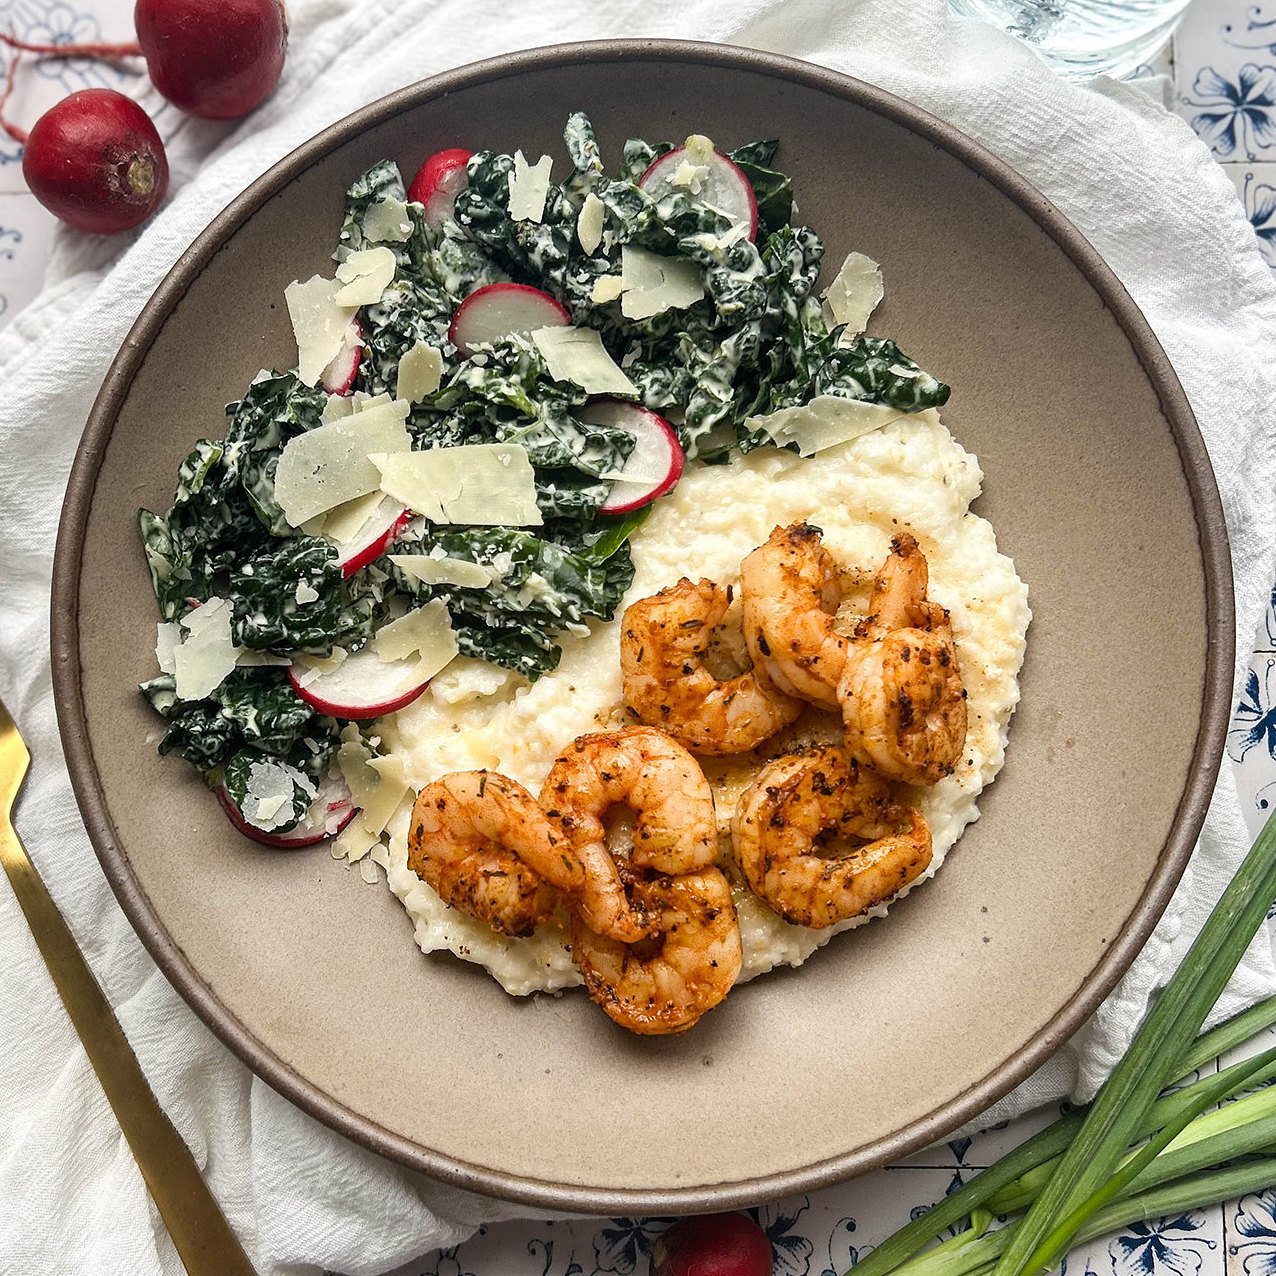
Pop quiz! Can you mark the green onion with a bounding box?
[849,808,1276,1276]
[997,808,1276,1276]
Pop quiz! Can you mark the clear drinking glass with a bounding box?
[947,0,1194,81]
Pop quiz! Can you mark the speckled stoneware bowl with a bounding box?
[51,41,1231,1212]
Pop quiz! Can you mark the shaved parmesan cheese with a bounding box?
[155,622,181,675]
[353,391,392,414]
[321,393,355,423]
[372,444,543,527]
[590,274,625,305]
[747,395,906,456]
[530,326,637,397]
[508,151,552,223]
[361,196,413,243]
[670,158,710,193]
[388,552,495,589]
[620,247,704,320]
[396,341,444,403]
[683,133,716,165]
[173,598,239,701]
[241,759,314,831]
[333,820,378,862]
[290,647,348,690]
[274,398,411,526]
[333,247,397,307]
[822,252,884,343]
[337,732,411,837]
[322,490,387,545]
[235,650,292,668]
[295,580,320,605]
[577,192,605,254]
[374,601,459,690]
[285,276,357,386]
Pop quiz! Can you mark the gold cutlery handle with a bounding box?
[0,818,257,1275]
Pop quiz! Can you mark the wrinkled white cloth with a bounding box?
[3,1,1276,1271]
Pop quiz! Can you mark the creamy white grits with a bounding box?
[365,407,1030,995]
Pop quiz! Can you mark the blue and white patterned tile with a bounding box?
[1220,163,1276,265]
[0,0,142,191]
[1070,1210,1224,1276]
[1228,1187,1276,1276]
[1173,0,1276,160]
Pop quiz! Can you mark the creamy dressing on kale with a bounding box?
[137,112,950,833]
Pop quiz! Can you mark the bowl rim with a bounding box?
[50,37,1234,1212]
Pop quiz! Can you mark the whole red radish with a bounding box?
[22,89,167,234]
[134,0,288,120]
[650,1213,773,1276]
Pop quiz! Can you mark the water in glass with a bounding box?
[948,0,1192,80]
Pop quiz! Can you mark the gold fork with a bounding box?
[0,698,256,1275]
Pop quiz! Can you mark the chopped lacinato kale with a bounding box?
[141,668,339,778]
[139,113,953,795]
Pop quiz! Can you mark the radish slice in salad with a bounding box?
[289,645,432,719]
[578,399,685,515]
[218,773,355,849]
[320,318,362,394]
[449,283,569,357]
[335,497,412,578]
[408,148,472,227]
[639,142,758,241]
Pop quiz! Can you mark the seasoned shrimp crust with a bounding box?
[840,532,968,785]
[731,744,932,928]
[539,726,717,942]
[621,577,802,755]
[407,770,584,938]
[740,522,849,710]
[571,866,743,1035]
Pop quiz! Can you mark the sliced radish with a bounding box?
[578,399,685,514]
[408,148,472,227]
[321,318,362,395]
[289,645,432,719]
[639,145,758,241]
[218,773,355,849]
[335,497,412,578]
[449,283,569,357]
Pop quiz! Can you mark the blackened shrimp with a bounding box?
[731,744,932,928]
[407,771,585,938]
[570,866,742,1035]
[539,727,717,942]
[739,522,849,709]
[839,533,967,785]
[620,578,803,755]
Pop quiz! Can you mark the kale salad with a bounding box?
[137,112,950,842]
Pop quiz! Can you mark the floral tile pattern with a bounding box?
[5,1,1276,1274]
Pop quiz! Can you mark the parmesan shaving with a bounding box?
[507,151,553,222]
[576,192,605,255]
[322,491,388,546]
[173,598,239,701]
[821,252,884,343]
[746,395,906,456]
[333,247,397,307]
[530,326,637,397]
[372,444,543,527]
[388,553,495,589]
[373,600,458,671]
[338,730,412,836]
[155,622,181,675]
[274,398,411,526]
[620,246,705,320]
[396,341,444,403]
[285,276,357,386]
[590,274,625,305]
[361,196,413,243]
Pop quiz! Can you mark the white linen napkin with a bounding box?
[3,0,1276,1271]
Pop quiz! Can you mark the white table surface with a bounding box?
[4,1,1276,1273]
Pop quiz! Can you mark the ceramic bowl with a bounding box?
[51,40,1231,1212]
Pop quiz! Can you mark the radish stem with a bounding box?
[0,30,143,60]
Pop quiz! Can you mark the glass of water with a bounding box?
[947,0,1193,81]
